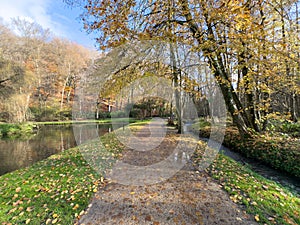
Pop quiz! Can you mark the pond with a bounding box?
[0,123,118,176]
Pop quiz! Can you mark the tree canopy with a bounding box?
[67,0,300,137]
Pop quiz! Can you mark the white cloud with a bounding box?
[0,0,63,36]
[0,0,96,49]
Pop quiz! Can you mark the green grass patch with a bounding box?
[190,118,211,130]
[33,118,140,125]
[0,132,123,224]
[193,143,300,225]
[0,123,36,139]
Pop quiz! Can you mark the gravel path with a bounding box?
[76,119,258,225]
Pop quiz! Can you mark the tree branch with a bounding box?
[0,78,10,84]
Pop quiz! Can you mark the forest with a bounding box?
[0,17,96,123]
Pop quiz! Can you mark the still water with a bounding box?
[0,123,116,176]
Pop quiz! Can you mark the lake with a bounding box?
[0,123,117,176]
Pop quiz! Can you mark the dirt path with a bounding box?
[77,119,258,225]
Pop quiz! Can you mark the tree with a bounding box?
[0,18,94,122]
[0,56,24,98]
[67,0,300,137]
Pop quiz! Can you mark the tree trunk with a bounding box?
[170,43,182,133]
[179,0,256,138]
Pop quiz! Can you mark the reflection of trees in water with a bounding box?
[0,140,34,174]
[0,124,114,175]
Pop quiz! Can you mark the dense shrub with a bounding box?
[268,119,300,137]
[0,123,36,138]
[96,111,111,119]
[196,126,300,178]
[110,110,127,118]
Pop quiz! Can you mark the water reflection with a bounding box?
[0,124,114,175]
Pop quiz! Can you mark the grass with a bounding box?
[33,117,140,125]
[193,141,300,225]
[0,123,36,139]
[0,132,123,225]
[1,120,299,224]
[0,121,148,224]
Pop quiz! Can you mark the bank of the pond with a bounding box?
[0,123,37,139]
[0,118,142,139]
[33,118,140,125]
[0,132,123,225]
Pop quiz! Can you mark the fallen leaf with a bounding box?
[73,204,79,210]
[145,215,152,221]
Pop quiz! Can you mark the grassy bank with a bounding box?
[0,118,141,138]
[0,123,36,139]
[0,132,123,224]
[191,120,300,178]
[193,142,300,225]
[33,118,140,125]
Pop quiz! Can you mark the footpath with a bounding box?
[77,119,258,225]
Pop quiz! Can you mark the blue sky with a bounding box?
[0,0,97,49]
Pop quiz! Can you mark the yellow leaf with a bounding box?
[255,214,260,221]
[25,219,31,224]
[16,187,21,193]
[130,192,135,195]
[46,219,52,224]
[52,218,58,224]
[52,213,58,218]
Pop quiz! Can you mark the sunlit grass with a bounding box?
[0,132,122,225]
[193,142,300,225]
